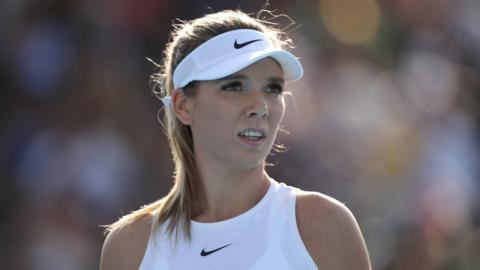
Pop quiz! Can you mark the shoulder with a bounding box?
[100,213,154,270]
[295,191,371,270]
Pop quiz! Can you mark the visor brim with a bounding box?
[177,49,303,88]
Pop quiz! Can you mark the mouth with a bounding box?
[237,128,266,147]
[238,128,266,140]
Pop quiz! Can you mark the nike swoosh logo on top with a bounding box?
[234,39,262,49]
[200,244,231,256]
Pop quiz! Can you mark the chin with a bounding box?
[232,153,268,170]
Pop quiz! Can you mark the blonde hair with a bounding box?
[104,9,296,241]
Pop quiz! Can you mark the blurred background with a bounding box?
[1,0,479,269]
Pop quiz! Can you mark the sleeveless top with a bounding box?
[139,178,318,269]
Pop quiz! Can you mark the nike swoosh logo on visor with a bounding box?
[234,39,262,49]
[200,244,231,256]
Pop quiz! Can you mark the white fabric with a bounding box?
[172,29,303,89]
[161,95,172,109]
[139,178,318,270]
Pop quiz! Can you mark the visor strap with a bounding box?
[161,96,172,109]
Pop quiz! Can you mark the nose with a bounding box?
[245,91,269,119]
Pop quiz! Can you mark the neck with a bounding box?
[191,161,270,223]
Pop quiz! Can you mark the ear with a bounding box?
[172,89,193,125]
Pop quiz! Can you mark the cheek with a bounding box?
[193,104,232,133]
[270,98,286,125]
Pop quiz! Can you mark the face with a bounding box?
[186,57,285,170]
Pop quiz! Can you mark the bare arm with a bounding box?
[296,192,371,270]
[100,215,153,270]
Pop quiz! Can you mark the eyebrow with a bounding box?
[215,74,285,84]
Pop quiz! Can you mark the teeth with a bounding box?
[239,130,263,138]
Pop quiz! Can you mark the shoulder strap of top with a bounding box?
[281,183,319,269]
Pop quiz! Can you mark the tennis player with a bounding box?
[100,9,371,270]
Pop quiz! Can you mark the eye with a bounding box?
[266,83,284,94]
[220,81,243,91]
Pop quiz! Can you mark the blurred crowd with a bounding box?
[1,0,479,269]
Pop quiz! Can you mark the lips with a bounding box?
[237,128,266,147]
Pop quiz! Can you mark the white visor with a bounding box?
[172,29,303,89]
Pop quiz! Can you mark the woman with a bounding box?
[100,9,371,270]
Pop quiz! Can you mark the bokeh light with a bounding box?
[320,0,381,44]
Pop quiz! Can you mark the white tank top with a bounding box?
[139,178,318,269]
